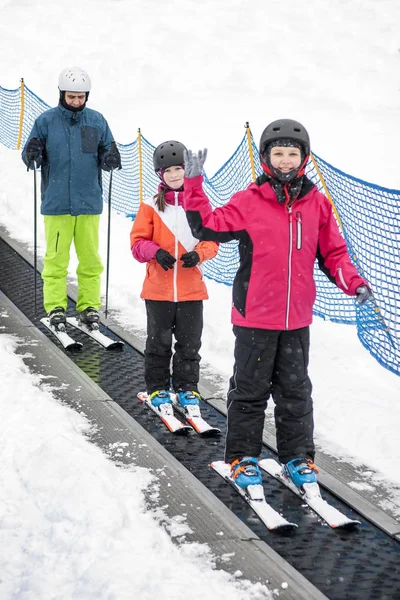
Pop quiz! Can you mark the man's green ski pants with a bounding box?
[42,214,103,314]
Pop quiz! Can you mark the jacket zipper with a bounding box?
[286,206,293,329]
[337,267,349,290]
[173,192,178,302]
[55,232,60,253]
[296,211,302,250]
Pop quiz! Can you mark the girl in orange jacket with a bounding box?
[130,140,218,409]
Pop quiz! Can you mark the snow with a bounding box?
[1,0,400,598]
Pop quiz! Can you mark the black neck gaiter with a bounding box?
[59,91,88,112]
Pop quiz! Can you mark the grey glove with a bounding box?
[184,149,208,178]
[356,286,372,305]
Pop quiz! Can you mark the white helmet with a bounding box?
[58,67,91,92]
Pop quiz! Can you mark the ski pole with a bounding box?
[104,141,119,318]
[105,167,113,319]
[33,161,38,316]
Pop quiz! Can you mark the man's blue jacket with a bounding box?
[22,104,115,216]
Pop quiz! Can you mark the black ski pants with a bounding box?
[225,325,314,465]
[144,300,203,395]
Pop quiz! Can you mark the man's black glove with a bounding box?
[102,149,122,171]
[356,286,372,305]
[156,249,176,271]
[26,138,42,167]
[180,251,200,268]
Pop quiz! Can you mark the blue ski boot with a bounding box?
[283,458,318,488]
[149,390,172,408]
[176,391,201,408]
[230,457,262,489]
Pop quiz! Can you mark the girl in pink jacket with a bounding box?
[183,119,371,490]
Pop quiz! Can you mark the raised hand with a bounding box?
[184,148,208,178]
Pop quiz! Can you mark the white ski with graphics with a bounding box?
[170,393,221,436]
[137,392,220,436]
[40,317,83,351]
[66,317,124,350]
[258,458,361,529]
[210,460,297,531]
[137,392,192,434]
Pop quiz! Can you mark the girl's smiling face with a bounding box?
[270,146,302,173]
[163,165,184,189]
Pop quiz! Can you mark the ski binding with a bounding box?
[211,460,297,531]
[40,317,83,351]
[170,393,221,436]
[137,392,192,434]
[66,317,124,350]
[258,458,361,529]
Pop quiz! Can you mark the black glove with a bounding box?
[356,286,372,305]
[180,251,200,268]
[102,149,122,171]
[156,249,176,271]
[26,137,42,167]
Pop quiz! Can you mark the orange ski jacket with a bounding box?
[130,190,218,302]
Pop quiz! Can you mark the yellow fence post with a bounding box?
[310,154,343,229]
[245,122,257,183]
[137,127,143,203]
[17,78,25,151]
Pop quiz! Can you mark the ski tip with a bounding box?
[198,427,221,437]
[66,342,83,351]
[331,519,361,529]
[105,341,124,350]
[274,522,298,531]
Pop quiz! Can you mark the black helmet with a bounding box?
[153,140,187,171]
[259,119,310,157]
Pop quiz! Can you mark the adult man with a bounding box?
[22,66,121,329]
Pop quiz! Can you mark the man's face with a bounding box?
[64,91,86,108]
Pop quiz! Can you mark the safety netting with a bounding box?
[1,83,399,375]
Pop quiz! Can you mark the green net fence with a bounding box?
[1,83,399,375]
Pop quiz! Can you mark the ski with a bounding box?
[137,392,192,434]
[40,317,83,351]
[170,393,221,436]
[66,317,124,350]
[137,392,220,436]
[258,458,361,529]
[210,461,297,531]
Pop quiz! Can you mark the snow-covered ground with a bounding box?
[1,0,400,598]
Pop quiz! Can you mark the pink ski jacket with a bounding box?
[184,175,368,330]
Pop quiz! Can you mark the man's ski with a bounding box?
[210,461,297,531]
[170,393,221,436]
[40,317,83,351]
[258,458,361,529]
[66,317,124,350]
[137,392,192,434]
